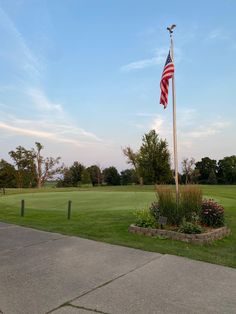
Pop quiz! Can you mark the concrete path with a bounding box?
[0,222,236,314]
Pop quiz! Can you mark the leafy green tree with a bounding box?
[120,169,138,185]
[87,165,102,186]
[9,146,36,188]
[218,156,236,184]
[57,162,86,187]
[0,159,16,192]
[102,167,120,185]
[195,157,217,184]
[123,130,172,185]
[208,169,218,184]
[123,147,142,184]
[81,168,92,185]
[57,167,73,187]
[69,162,85,186]
[138,130,172,184]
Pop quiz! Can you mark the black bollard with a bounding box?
[67,200,72,220]
[21,199,25,217]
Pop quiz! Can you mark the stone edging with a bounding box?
[129,224,230,244]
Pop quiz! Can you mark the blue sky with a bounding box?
[0,0,235,171]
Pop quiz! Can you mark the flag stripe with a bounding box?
[160,51,174,109]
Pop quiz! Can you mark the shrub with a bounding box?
[156,186,181,225]
[200,199,225,227]
[178,221,202,234]
[179,185,202,221]
[149,201,160,221]
[134,209,157,228]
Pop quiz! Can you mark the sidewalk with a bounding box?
[0,222,236,314]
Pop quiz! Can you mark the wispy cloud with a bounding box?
[26,87,63,113]
[121,48,167,72]
[0,6,41,77]
[185,120,231,139]
[121,47,182,72]
[207,28,236,50]
[0,113,102,146]
[0,6,103,148]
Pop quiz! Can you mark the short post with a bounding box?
[21,199,25,217]
[67,200,72,220]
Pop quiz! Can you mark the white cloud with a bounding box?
[121,47,182,72]
[0,6,41,77]
[207,28,236,50]
[121,48,168,72]
[26,87,63,113]
[185,120,230,139]
[0,6,103,149]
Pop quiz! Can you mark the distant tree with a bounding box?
[0,159,16,193]
[32,142,61,188]
[195,157,217,184]
[138,130,172,184]
[9,146,36,188]
[9,143,62,188]
[57,161,87,187]
[103,167,120,185]
[182,157,196,184]
[120,169,138,185]
[123,147,142,184]
[87,165,102,186]
[81,168,92,185]
[218,156,236,184]
[123,130,172,185]
[208,169,218,184]
[56,167,72,187]
[69,162,85,186]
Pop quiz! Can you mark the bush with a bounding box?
[200,199,225,227]
[156,186,181,225]
[179,186,202,221]
[149,201,160,221]
[134,209,157,228]
[178,221,202,234]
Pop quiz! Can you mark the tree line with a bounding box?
[0,130,236,190]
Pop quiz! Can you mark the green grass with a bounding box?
[0,185,235,268]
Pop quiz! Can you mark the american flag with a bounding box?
[160,51,174,109]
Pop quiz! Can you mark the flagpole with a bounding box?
[167,25,179,201]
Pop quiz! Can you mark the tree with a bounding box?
[208,169,217,184]
[32,142,61,188]
[9,146,36,188]
[81,168,92,185]
[9,143,62,188]
[69,162,85,186]
[87,165,102,186]
[57,161,86,187]
[138,130,172,184]
[122,147,142,184]
[120,169,138,185]
[123,130,172,185]
[102,167,120,185]
[195,157,217,184]
[182,157,196,184]
[218,156,236,184]
[0,159,16,193]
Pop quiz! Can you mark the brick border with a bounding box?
[129,224,231,244]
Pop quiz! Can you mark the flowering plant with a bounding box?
[200,199,225,227]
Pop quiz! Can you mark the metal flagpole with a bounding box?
[167,24,179,201]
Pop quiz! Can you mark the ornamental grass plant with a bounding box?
[179,185,202,221]
[156,186,180,225]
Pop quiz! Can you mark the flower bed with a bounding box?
[129,224,230,244]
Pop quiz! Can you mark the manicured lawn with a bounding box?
[0,185,235,268]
